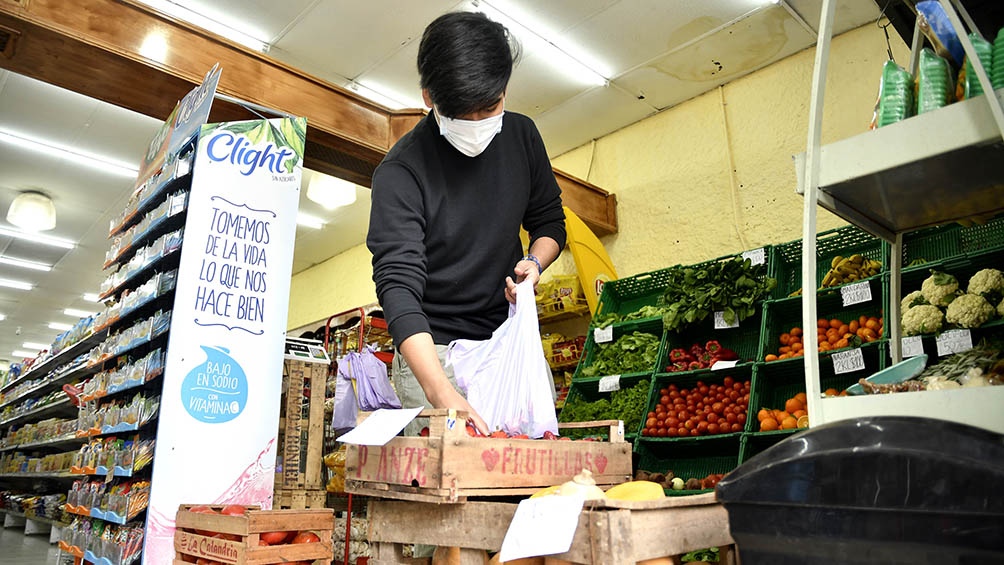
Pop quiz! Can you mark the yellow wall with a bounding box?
[288,23,909,328]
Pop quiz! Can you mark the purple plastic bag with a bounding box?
[330,366,358,431]
[345,345,401,412]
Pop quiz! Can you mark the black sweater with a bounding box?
[367,111,566,346]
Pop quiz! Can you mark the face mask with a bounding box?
[436,107,504,157]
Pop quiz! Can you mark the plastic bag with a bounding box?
[917,48,953,114]
[447,280,558,438]
[917,1,964,66]
[963,32,994,99]
[342,346,401,412]
[330,366,358,431]
[870,59,914,129]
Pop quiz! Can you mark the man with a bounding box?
[367,10,566,435]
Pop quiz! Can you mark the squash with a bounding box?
[529,484,561,499]
[556,469,606,500]
[603,480,666,502]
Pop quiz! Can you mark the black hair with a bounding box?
[417,11,520,118]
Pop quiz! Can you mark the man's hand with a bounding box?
[428,383,490,435]
[505,259,540,303]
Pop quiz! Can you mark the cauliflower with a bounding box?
[968,268,1004,302]
[900,290,927,312]
[901,304,944,336]
[921,270,959,307]
[944,293,995,328]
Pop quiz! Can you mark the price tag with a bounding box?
[598,375,621,392]
[741,248,766,266]
[713,311,740,329]
[936,329,973,356]
[711,359,738,371]
[840,281,872,306]
[616,420,625,440]
[900,336,924,358]
[832,348,865,374]
[593,325,613,344]
[499,495,584,562]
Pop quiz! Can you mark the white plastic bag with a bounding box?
[447,280,558,438]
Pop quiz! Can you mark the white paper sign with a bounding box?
[840,281,872,306]
[336,407,425,446]
[714,311,740,329]
[936,329,973,356]
[901,336,924,358]
[741,248,766,266]
[598,375,621,392]
[832,348,866,374]
[499,495,584,562]
[144,117,306,559]
[593,325,613,344]
[711,360,738,371]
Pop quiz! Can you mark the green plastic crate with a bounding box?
[593,269,673,321]
[760,282,887,361]
[634,434,742,496]
[901,223,964,270]
[769,225,888,299]
[960,213,1004,256]
[739,429,801,463]
[573,318,663,381]
[641,365,756,439]
[558,373,652,439]
[658,310,764,372]
[898,252,1004,338]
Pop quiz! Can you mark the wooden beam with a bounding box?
[0,0,617,235]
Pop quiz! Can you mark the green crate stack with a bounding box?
[634,434,742,496]
[640,365,756,440]
[769,225,888,299]
[739,429,802,464]
[593,268,673,323]
[572,318,663,381]
[658,310,764,372]
[959,213,1004,256]
[557,373,652,440]
[901,223,964,272]
[759,280,888,361]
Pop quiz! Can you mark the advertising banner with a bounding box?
[142,117,308,562]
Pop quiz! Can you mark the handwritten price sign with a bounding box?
[832,348,865,374]
[840,281,872,306]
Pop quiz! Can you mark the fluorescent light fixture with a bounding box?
[296,213,326,230]
[0,313,6,322]
[0,226,75,249]
[348,80,423,110]
[0,255,52,272]
[48,322,74,331]
[12,350,37,359]
[139,31,170,63]
[471,1,609,86]
[307,173,357,210]
[0,278,33,291]
[22,342,49,351]
[64,308,96,318]
[136,0,270,52]
[83,293,101,302]
[0,128,139,178]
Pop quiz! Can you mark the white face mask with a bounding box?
[436,107,504,157]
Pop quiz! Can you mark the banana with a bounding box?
[849,254,864,264]
[831,255,844,269]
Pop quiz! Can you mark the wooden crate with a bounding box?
[365,495,735,565]
[344,410,632,503]
[273,488,327,510]
[173,504,334,564]
[278,359,328,491]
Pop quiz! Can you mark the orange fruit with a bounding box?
[757,408,770,422]
[792,409,807,419]
[848,320,859,333]
[859,315,868,326]
[824,388,839,397]
[865,319,880,331]
[781,416,798,430]
[829,318,843,329]
[817,318,829,329]
[760,418,779,431]
[765,354,778,362]
[790,327,803,337]
[796,415,810,428]
[794,392,807,404]
[837,324,849,336]
[784,398,803,414]
[779,333,791,345]
[773,410,789,423]
[790,342,803,353]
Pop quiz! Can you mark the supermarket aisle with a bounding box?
[0,526,62,564]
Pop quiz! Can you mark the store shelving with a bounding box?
[0,471,75,479]
[0,434,86,453]
[797,0,1004,434]
[0,397,75,428]
[0,329,108,396]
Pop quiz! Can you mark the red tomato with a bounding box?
[291,531,322,544]
[213,532,241,542]
[196,559,222,565]
[219,504,247,516]
[188,505,217,514]
[260,531,291,545]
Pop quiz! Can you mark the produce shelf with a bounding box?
[1,329,108,395]
[795,89,1004,242]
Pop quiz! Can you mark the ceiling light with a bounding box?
[48,322,73,331]
[0,255,51,271]
[22,342,49,351]
[6,191,56,232]
[64,308,96,318]
[135,0,270,52]
[296,213,326,230]
[0,226,75,249]
[12,350,37,359]
[0,278,33,291]
[83,293,101,302]
[0,313,6,322]
[348,81,422,110]
[471,1,609,86]
[139,31,170,63]
[0,129,139,178]
[307,173,358,210]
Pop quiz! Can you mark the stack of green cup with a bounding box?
[964,32,993,98]
[877,60,914,127]
[917,48,953,114]
[992,28,1004,91]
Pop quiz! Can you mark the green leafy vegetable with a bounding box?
[581,332,660,377]
[682,547,720,562]
[558,379,650,438]
[661,257,775,332]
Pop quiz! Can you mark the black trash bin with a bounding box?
[716,416,1004,564]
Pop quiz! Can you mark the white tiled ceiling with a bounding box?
[0,0,881,364]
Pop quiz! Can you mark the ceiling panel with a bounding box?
[351,39,427,109]
[785,0,882,36]
[0,72,99,146]
[533,85,656,157]
[167,0,319,43]
[504,51,596,118]
[615,4,816,110]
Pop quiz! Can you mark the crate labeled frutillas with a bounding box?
[173,504,333,565]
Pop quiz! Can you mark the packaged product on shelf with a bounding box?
[871,59,914,129]
[993,28,1004,90]
[916,47,953,114]
[962,32,994,99]
[916,1,965,66]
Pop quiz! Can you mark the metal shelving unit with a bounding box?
[798,0,1004,434]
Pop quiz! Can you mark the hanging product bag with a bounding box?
[346,345,402,412]
[331,362,359,431]
[447,279,558,438]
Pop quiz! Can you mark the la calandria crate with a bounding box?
[173,504,333,564]
[344,409,632,502]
